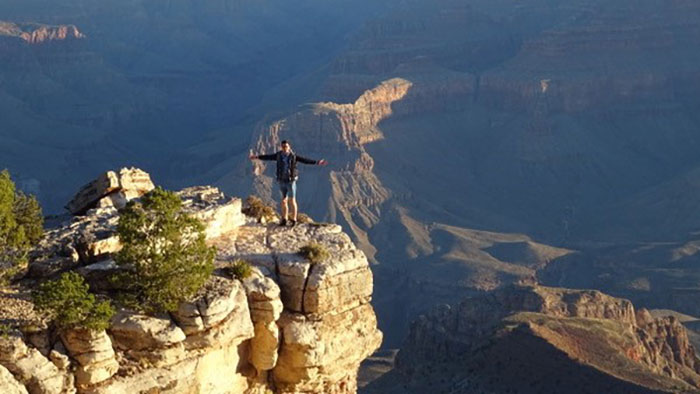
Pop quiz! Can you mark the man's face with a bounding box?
[281,143,291,153]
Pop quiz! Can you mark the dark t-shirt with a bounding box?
[279,152,292,181]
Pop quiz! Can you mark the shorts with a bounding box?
[278,180,297,199]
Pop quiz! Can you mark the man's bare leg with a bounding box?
[290,198,298,221]
[281,198,288,221]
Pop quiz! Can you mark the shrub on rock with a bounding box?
[227,259,253,280]
[33,272,114,331]
[242,196,278,223]
[296,213,314,224]
[298,242,330,265]
[114,187,215,313]
[0,169,44,285]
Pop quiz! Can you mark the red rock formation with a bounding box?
[389,286,700,393]
[19,24,84,44]
[0,21,84,44]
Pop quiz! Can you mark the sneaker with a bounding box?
[279,219,287,227]
[289,219,297,227]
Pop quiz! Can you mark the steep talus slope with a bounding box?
[364,286,700,394]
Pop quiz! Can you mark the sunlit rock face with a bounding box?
[218,0,700,350]
[0,22,84,44]
[0,170,381,394]
[361,285,700,394]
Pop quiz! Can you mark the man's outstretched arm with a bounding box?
[250,153,277,161]
[297,155,328,166]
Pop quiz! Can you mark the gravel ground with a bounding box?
[0,286,44,329]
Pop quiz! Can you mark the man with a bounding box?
[249,140,327,226]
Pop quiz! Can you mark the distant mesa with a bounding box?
[0,21,84,44]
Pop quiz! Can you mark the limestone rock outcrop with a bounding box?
[29,179,244,280]
[0,364,28,394]
[0,333,74,394]
[60,329,118,386]
[65,168,155,215]
[1,170,381,394]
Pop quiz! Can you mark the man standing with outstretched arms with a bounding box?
[249,140,327,226]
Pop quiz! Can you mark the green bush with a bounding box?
[226,259,253,280]
[0,170,44,285]
[33,272,114,331]
[298,242,330,265]
[114,187,215,313]
[242,196,278,223]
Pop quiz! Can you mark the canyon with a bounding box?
[4,0,700,391]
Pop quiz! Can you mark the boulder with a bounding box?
[0,334,71,394]
[0,364,28,394]
[109,312,185,351]
[242,268,283,324]
[172,277,246,335]
[182,283,255,350]
[60,329,118,386]
[178,186,246,239]
[65,171,120,215]
[66,168,154,215]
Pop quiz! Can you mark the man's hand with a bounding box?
[249,154,258,160]
[318,159,328,166]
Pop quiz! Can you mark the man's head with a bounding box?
[281,140,291,153]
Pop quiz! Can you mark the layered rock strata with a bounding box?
[248,79,416,261]
[0,22,84,44]
[1,171,382,393]
[65,168,155,215]
[379,285,700,393]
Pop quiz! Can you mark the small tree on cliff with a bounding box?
[0,169,44,285]
[114,187,215,313]
[33,272,115,331]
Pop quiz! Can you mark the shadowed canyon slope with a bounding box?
[364,286,700,393]
[204,0,700,346]
[0,0,392,212]
[5,0,700,388]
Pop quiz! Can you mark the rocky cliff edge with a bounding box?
[0,168,382,394]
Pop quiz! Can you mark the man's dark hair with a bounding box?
[281,140,289,146]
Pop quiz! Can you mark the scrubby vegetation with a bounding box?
[0,169,44,285]
[242,196,278,223]
[296,213,314,224]
[226,259,253,280]
[298,242,330,265]
[113,187,215,313]
[33,272,115,331]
